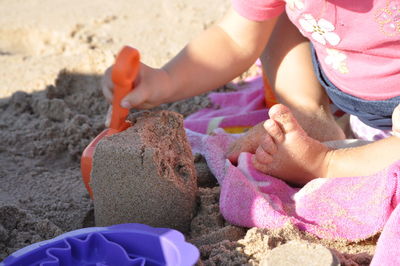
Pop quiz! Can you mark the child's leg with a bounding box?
[226,13,344,163]
[254,104,400,185]
[260,12,344,142]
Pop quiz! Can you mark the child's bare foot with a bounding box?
[393,104,400,137]
[252,104,332,185]
[226,105,344,164]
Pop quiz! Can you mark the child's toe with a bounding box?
[263,119,284,143]
[255,146,273,164]
[252,154,269,174]
[260,133,277,154]
[268,104,301,134]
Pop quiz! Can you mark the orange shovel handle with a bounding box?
[81,46,140,199]
[109,46,140,132]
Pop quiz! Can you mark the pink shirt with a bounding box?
[232,0,400,100]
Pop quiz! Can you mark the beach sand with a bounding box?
[0,0,375,264]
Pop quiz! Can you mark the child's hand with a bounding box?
[101,62,173,126]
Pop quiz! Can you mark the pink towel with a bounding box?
[371,204,400,265]
[184,77,267,134]
[187,129,400,240]
[184,76,400,264]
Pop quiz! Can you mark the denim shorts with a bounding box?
[311,46,400,130]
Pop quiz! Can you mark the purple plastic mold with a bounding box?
[1,223,199,266]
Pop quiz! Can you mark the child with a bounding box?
[102,0,400,184]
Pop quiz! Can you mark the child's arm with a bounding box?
[102,9,278,110]
[325,105,400,178]
[162,9,278,102]
[326,136,400,178]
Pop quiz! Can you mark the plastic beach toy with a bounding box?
[81,46,140,199]
[1,223,199,266]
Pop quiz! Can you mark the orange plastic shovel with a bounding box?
[81,46,140,199]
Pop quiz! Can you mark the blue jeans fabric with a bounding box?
[310,46,400,130]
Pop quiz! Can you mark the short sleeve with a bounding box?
[231,0,286,21]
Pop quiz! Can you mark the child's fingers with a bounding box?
[120,85,152,109]
[101,66,114,104]
[120,64,154,109]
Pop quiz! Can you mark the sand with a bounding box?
[0,0,375,264]
[92,111,197,232]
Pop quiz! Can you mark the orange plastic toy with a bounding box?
[81,46,140,199]
[262,69,278,108]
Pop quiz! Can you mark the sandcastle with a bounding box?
[91,110,198,233]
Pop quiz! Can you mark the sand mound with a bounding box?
[0,67,212,261]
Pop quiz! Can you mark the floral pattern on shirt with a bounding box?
[375,0,400,36]
[299,14,341,46]
[324,48,349,74]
